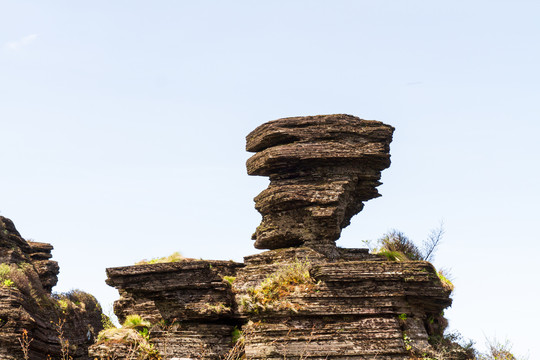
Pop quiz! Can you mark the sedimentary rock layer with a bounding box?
[0,216,102,360]
[100,259,244,359]
[246,114,394,250]
[234,248,452,359]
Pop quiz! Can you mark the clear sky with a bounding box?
[1,1,539,357]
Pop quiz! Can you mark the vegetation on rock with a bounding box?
[135,251,183,265]
[95,314,161,359]
[238,259,316,313]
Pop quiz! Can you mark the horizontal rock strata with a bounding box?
[0,216,102,360]
[97,259,244,359]
[246,114,394,251]
[234,248,451,359]
[94,115,454,359]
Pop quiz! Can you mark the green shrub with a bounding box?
[373,224,445,262]
[377,230,423,260]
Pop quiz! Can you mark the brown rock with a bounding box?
[0,216,103,360]
[98,259,244,359]
[234,249,452,359]
[246,114,394,251]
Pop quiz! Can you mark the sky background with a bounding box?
[1,1,539,357]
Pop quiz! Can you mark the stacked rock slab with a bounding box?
[92,260,244,359]
[234,248,452,359]
[97,115,454,359]
[0,216,103,360]
[246,114,394,252]
[239,115,451,359]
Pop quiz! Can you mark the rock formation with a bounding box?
[234,248,451,359]
[90,260,244,359]
[3,115,462,359]
[246,114,394,251]
[0,216,103,360]
[92,115,459,359]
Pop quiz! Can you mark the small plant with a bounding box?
[238,259,316,313]
[221,324,253,360]
[0,263,10,280]
[135,251,183,265]
[373,223,445,262]
[223,276,236,285]
[123,314,151,330]
[426,330,476,359]
[0,262,47,303]
[18,329,33,360]
[437,269,454,292]
[203,303,231,314]
[53,318,72,360]
[376,230,423,261]
[101,313,116,330]
[96,314,161,359]
[2,279,15,287]
[478,338,525,360]
[398,313,408,321]
[402,331,412,351]
[377,250,409,262]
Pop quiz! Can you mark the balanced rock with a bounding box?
[246,114,394,251]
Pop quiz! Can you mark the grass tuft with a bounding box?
[135,251,183,265]
[238,259,316,313]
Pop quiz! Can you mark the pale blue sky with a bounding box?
[1,1,539,357]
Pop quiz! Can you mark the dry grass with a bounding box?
[0,262,47,303]
[135,252,183,265]
[238,259,316,314]
[95,315,161,360]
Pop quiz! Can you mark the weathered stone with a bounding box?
[92,115,457,359]
[97,259,244,359]
[0,216,103,360]
[234,249,451,359]
[246,114,394,251]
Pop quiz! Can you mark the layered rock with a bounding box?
[92,260,244,359]
[93,115,456,359]
[0,216,103,360]
[234,249,451,359]
[246,114,394,251]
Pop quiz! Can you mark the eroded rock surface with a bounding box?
[91,115,458,359]
[0,216,102,360]
[93,260,244,359]
[246,114,394,251]
[234,248,451,359]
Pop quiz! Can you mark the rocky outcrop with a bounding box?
[234,248,451,359]
[27,241,59,293]
[246,114,394,252]
[91,260,244,359]
[91,114,456,360]
[0,216,103,360]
